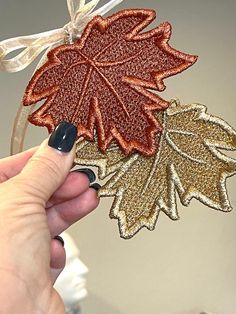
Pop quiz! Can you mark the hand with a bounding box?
[0,122,100,314]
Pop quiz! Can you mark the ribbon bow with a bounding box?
[0,0,123,155]
[0,0,123,72]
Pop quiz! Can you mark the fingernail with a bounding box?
[48,121,77,153]
[75,168,96,183]
[54,235,64,247]
[90,183,101,191]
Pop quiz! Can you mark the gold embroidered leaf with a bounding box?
[75,102,236,239]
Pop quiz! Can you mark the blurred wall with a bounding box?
[0,1,236,313]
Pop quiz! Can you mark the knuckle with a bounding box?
[30,154,62,181]
[0,172,9,184]
[8,176,45,207]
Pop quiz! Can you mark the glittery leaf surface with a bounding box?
[23,9,197,156]
[75,102,236,239]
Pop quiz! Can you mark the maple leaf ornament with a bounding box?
[23,9,197,156]
[75,100,236,239]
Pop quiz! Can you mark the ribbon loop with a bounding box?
[67,0,77,20]
[0,29,64,72]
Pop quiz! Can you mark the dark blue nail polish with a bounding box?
[48,122,77,153]
[54,235,64,247]
[75,168,96,183]
[90,183,101,191]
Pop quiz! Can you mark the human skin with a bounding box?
[0,122,100,313]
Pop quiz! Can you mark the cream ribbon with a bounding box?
[0,0,123,72]
[0,0,123,154]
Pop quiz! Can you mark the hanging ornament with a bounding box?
[0,1,235,239]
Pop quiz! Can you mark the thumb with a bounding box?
[16,121,77,204]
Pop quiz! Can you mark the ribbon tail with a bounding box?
[92,0,124,16]
[10,43,61,155]
[73,0,100,23]
[78,0,86,10]
[11,105,36,155]
[67,0,86,19]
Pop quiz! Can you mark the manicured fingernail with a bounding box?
[75,168,96,183]
[90,183,101,191]
[48,121,77,153]
[54,235,64,247]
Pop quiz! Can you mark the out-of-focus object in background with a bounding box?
[54,232,88,314]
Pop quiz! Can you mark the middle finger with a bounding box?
[46,168,96,207]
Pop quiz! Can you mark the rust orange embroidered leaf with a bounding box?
[23,9,197,156]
